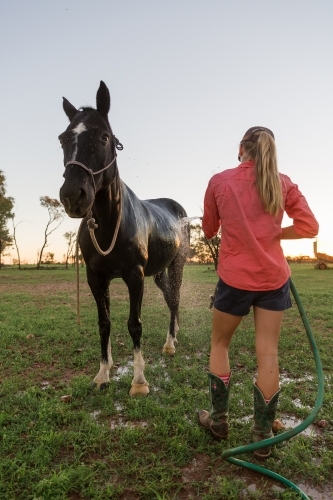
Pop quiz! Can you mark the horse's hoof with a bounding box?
[100,382,110,391]
[162,345,176,355]
[92,381,110,391]
[129,383,149,397]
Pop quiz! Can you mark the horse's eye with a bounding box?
[101,134,109,144]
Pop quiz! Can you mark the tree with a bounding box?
[0,170,14,269]
[64,230,77,269]
[12,216,25,269]
[205,233,220,270]
[44,252,55,265]
[190,223,221,270]
[37,196,66,270]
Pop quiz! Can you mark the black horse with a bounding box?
[59,81,189,396]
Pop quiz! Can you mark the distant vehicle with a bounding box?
[313,240,333,270]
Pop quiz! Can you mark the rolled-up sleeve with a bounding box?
[284,176,319,237]
[202,177,220,239]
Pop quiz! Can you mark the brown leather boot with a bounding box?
[198,372,231,440]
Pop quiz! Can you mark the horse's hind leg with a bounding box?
[154,264,181,356]
[87,269,113,389]
[159,223,189,354]
[122,266,149,397]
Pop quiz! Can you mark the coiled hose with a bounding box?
[222,279,325,499]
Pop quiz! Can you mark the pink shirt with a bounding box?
[202,161,319,291]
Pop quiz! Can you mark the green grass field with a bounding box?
[0,264,332,500]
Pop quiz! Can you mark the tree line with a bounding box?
[188,224,220,269]
[0,170,219,270]
[0,170,79,270]
[0,171,14,268]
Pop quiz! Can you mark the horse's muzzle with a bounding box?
[60,180,93,218]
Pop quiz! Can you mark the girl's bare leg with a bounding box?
[254,307,284,399]
[209,308,243,375]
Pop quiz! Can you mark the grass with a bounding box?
[0,264,332,499]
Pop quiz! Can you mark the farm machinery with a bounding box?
[313,239,333,269]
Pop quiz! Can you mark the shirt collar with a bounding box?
[240,160,255,168]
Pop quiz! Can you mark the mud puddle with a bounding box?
[241,468,333,499]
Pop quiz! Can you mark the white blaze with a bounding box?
[71,122,87,160]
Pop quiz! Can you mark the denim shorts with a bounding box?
[213,278,292,316]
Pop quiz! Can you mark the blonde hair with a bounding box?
[242,131,283,216]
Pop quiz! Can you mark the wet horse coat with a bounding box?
[59,81,189,395]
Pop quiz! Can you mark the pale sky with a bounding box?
[1,0,332,264]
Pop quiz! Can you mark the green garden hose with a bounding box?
[222,279,325,499]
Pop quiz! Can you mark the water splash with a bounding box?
[292,398,311,410]
[280,415,320,436]
[280,372,314,384]
[110,417,148,430]
[180,216,202,225]
[90,410,101,419]
[113,362,132,381]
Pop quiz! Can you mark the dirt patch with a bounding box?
[68,492,85,500]
[118,490,141,500]
[0,280,78,294]
[180,453,211,484]
[0,278,131,304]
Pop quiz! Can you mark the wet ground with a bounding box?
[95,364,333,499]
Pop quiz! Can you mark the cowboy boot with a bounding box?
[198,372,231,440]
[252,383,280,459]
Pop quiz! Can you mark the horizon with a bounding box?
[1,231,327,266]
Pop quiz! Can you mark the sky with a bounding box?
[1,0,332,264]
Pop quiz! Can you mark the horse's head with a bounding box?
[59,81,121,218]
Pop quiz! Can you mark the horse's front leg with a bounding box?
[87,269,113,389]
[122,266,149,396]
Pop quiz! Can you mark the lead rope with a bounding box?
[75,188,122,324]
[75,219,84,325]
[67,136,124,324]
[86,188,122,256]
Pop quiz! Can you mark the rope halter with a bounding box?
[63,135,123,193]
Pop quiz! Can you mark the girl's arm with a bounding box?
[281,225,302,239]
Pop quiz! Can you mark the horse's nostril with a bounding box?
[62,198,71,211]
[78,188,87,203]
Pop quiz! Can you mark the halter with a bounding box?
[65,135,124,257]
[63,135,123,193]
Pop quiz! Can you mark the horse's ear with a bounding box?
[96,81,110,117]
[63,97,78,121]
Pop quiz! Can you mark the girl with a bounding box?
[198,127,319,458]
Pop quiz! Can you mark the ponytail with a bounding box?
[241,130,283,216]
